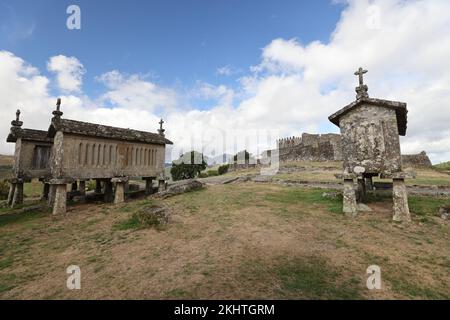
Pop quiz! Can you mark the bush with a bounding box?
[86,180,96,191]
[206,170,219,177]
[0,180,10,200]
[170,151,207,181]
[198,173,208,178]
[218,164,229,175]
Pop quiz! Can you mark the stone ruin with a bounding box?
[275,133,432,167]
[276,133,343,161]
[6,99,172,215]
[329,67,411,222]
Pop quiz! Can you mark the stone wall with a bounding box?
[276,133,342,162]
[402,151,432,168]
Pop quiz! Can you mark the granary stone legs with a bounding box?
[104,179,114,203]
[51,180,67,215]
[158,178,167,193]
[356,178,366,203]
[11,180,24,208]
[48,184,57,206]
[112,177,128,204]
[41,183,50,201]
[143,178,154,195]
[343,178,357,217]
[392,178,411,222]
[95,179,102,194]
[7,182,16,206]
[365,176,374,191]
[79,181,86,198]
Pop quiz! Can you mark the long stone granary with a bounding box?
[47,99,173,215]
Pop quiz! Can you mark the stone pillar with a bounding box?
[95,179,102,194]
[104,180,114,203]
[71,181,78,192]
[79,181,86,197]
[7,182,16,206]
[41,183,50,200]
[365,176,374,191]
[11,181,24,208]
[52,183,67,215]
[343,178,357,217]
[144,178,154,195]
[392,178,411,222]
[158,179,166,193]
[356,178,366,203]
[112,178,128,204]
[48,184,57,206]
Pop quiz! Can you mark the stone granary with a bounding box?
[6,110,53,207]
[46,99,173,215]
[329,68,411,222]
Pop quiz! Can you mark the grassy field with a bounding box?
[0,181,449,299]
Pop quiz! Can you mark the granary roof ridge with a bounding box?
[328,97,408,136]
[48,118,173,145]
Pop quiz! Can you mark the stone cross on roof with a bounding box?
[52,98,63,119]
[354,67,368,86]
[158,118,166,137]
[354,67,369,100]
[11,109,23,128]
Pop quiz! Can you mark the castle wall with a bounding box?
[277,133,342,162]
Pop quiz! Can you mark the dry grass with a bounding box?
[0,155,13,166]
[0,182,448,300]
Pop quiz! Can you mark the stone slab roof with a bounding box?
[48,118,173,145]
[328,97,408,136]
[7,128,53,143]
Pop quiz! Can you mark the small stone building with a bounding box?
[6,110,53,207]
[329,68,411,222]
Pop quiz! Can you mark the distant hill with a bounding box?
[0,154,13,166]
[434,161,450,171]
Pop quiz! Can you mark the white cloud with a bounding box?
[216,65,240,76]
[1,0,450,164]
[47,55,85,92]
[96,70,178,113]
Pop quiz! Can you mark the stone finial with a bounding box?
[52,98,63,118]
[158,118,166,137]
[354,67,369,100]
[11,109,23,128]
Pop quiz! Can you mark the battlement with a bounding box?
[276,133,342,161]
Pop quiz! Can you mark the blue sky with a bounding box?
[1,0,343,98]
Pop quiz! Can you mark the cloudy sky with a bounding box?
[0,0,449,163]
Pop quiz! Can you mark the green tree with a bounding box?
[170,151,207,181]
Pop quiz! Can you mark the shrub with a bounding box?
[170,151,207,181]
[206,170,219,177]
[86,180,96,191]
[0,180,10,200]
[218,164,229,175]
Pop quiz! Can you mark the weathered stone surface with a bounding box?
[11,182,23,208]
[392,178,411,222]
[439,205,449,220]
[7,183,15,206]
[343,179,357,217]
[52,184,67,215]
[155,179,204,199]
[357,203,373,212]
[133,205,170,227]
[114,181,125,204]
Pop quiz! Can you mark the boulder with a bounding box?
[439,205,450,220]
[133,205,170,227]
[155,179,204,199]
